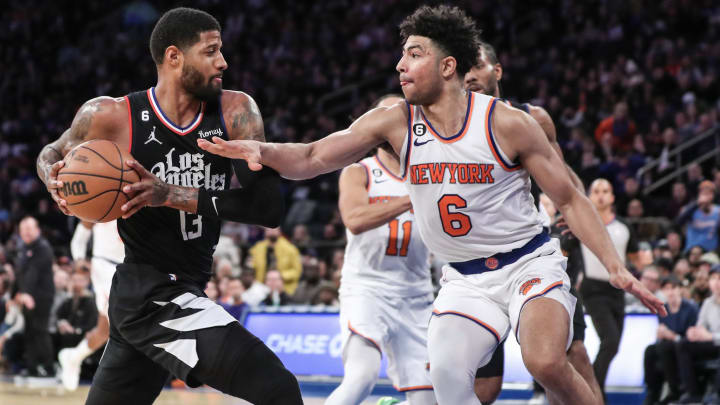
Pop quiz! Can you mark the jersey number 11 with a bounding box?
[386,219,412,257]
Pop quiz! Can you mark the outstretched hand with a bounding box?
[197,136,263,171]
[609,268,667,316]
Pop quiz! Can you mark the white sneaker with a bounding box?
[58,348,81,391]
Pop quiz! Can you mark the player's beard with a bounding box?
[181,63,221,102]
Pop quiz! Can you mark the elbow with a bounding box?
[345,220,368,235]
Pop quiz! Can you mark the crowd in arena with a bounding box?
[1,0,720,402]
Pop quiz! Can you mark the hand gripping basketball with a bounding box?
[56,140,141,222]
[45,160,71,215]
[120,160,171,219]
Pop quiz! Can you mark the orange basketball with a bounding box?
[57,140,140,223]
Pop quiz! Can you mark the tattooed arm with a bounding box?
[122,91,284,226]
[37,97,128,214]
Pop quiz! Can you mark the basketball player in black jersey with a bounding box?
[464,42,602,405]
[36,8,303,405]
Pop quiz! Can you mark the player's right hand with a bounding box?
[45,160,72,216]
[197,137,263,171]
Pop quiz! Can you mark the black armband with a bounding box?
[196,170,285,227]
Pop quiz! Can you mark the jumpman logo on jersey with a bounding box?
[145,126,162,145]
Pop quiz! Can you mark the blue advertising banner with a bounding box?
[245,311,657,387]
[244,312,388,378]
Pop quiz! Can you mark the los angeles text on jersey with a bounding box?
[409,162,495,185]
[150,147,226,190]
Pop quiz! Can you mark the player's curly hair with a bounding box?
[399,5,482,76]
[150,7,221,65]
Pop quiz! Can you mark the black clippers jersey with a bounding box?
[119,88,232,285]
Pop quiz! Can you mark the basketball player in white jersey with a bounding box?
[326,95,436,405]
[62,219,124,391]
[465,42,602,405]
[198,6,665,404]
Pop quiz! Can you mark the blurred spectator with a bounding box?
[643,276,698,405]
[673,258,692,283]
[0,291,24,370]
[292,256,335,304]
[249,227,302,294]
[14,216,55,377]
[261,270,291,307]
[204,280,219,302]
[48,267,71,334]
[594,101,637,153]
[677,181,720,253]
[222,277,248,320]
[214,235,241,271]
[240,267,269,307]
[666,231,684,263]
[291,224,312,254]
[666,182,690,220]
[217,276,232,306]
[311,285,339,306]
[580,179,639,396]
[54,271,97,351]
[215,257,235,280]
[674,265,720,404]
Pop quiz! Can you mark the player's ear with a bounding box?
[440,55,457,79]
[165,45,182,68]
[494,63,503,81]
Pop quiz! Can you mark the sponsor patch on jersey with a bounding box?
[519,278,541,295]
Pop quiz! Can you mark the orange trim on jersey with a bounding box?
[146,88,205,136]
[421,92,474,144]
[524,281,564,301]
[348,322,381,353]
[394,384,434,392]
[374,155,403,182]
[358,161,371,192]
[432,309,501,342]
[485,97,522,172]
[400,104,414,181]
[124,96,132,154]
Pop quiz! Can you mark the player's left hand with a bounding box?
[197,137,263,171]
[609,268,667,316]
[120,160,169,219]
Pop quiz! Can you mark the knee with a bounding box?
[523,354,567,387]
[474,377,501,404]
[568,342,592,370]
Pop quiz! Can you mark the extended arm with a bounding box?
[495,102,666,315]
[339,164,412,234]
[197,102,408,180]
[121,92,284,227]
[36,97,127,215]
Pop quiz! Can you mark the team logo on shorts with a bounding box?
[519,278,541,295]
[485,257,499,269]
[413,123,427,136]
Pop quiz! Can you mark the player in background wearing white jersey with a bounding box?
[61,220,124,391]
[326,95,436,405]
[464,42,602,405]
[198,6,665,405]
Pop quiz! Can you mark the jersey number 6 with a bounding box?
[438,194,472,237]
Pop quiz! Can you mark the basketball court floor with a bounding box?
[0,377,644,405]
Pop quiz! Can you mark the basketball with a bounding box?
[57,140,140,223]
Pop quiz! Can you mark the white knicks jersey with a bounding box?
[399,92,544,263]
[341,156,433,297]
[92,220,125,263]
